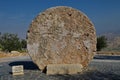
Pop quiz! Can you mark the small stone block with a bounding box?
[12,65,24,76]
[47,64,83,75]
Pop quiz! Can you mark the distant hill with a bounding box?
[100,32,120,51]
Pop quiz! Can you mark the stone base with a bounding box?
[47,64,83,75]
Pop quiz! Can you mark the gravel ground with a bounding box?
[0,55,120,80]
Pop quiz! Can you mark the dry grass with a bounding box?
[97,51,120,55]
[0,51,28,58]
[0,51,120,58]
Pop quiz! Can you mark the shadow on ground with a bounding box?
[94,55,120,60]
[9,61,39,70]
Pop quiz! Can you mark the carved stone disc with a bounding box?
[27,6,96,71]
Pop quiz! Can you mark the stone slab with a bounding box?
[12,65,24,76]
[47,64,83,75]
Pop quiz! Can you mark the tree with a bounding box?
[0,44,2,51]
[97,36,107,51]
[0,33,22,52]
[0,32,2,50]
[21,39,27,49]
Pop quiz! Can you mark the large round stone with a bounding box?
[27,6,96,71]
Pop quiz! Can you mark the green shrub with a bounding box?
[0,33,22,52]
[0,44,2,51]
[21,39,27,49]
[97,36,107,51]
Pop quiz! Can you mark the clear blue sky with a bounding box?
[0,0,120,39]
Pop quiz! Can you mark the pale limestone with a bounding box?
[47,64,83,75]
[27,6,97,72]
[12,65,24,76]
[11,51,20,54]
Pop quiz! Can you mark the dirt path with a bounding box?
[0,56,31,63]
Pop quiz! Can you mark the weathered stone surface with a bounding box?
[12,65,24,76]
[27,6,96,71]
[11,51,20,54]
[47,64,83,75]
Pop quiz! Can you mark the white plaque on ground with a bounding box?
[12,65,24,75]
